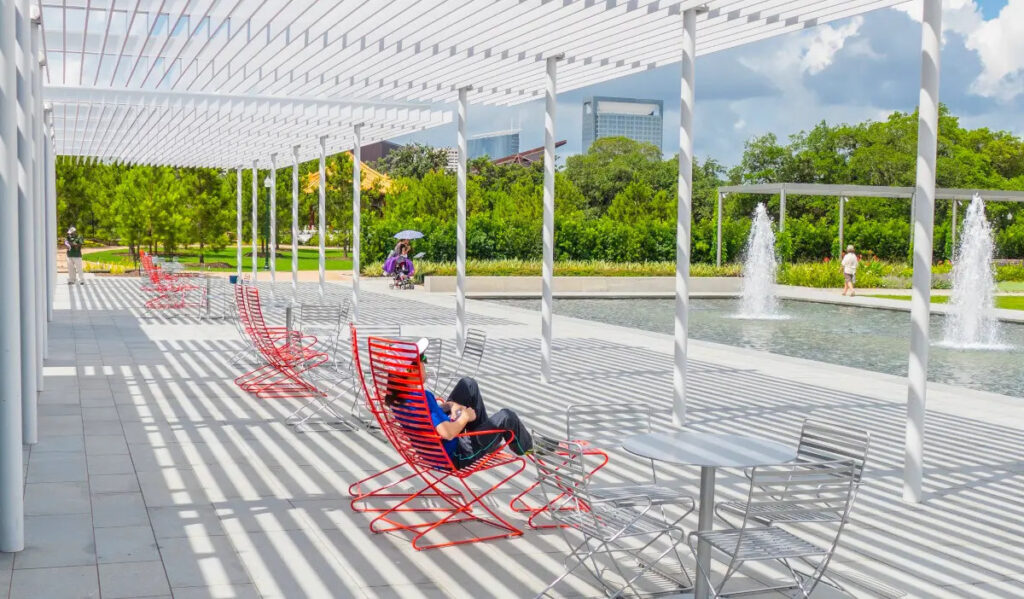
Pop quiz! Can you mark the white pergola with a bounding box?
[3,4,942,583]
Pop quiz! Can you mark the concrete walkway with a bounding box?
[5,276,1023,598]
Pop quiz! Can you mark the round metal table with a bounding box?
[623,431,797,599]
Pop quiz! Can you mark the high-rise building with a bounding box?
[582,96,663,152]
[468,130,520,160]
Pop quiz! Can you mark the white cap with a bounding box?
[68,226,76,234]
[415,337,429,358]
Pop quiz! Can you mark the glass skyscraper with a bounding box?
[468,130,520,160]
[582,97,663,152]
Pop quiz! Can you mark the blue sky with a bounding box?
[395,1,1024,167]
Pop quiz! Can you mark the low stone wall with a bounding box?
[423,275,741,295]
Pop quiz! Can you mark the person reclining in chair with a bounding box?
[386,338,533,468]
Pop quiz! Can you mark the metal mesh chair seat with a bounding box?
[694,527,825,562]
[715,500,844,523]
[589,483,694,508]
[560,500,687,541]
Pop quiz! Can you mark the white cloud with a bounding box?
[801,16,864,75]
[892,0,1024,101]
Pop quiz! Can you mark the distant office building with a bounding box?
[582,96,663,152]
[468,130,520,160]
[443,147,459,172]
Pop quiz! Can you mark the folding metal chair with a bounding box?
[342,324,402,427]
[531,433,691,598]
[438,328,487,397]
[692,459,860,598]
[716,419,870,527]
[298,301,350,363]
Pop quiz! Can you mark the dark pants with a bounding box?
[447,378,533,467]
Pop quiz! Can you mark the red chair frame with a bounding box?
[138,251,204,311]
[510,443,609,529]
[233,285,328,399]
[347,325,464,513]
[364,336,526,550]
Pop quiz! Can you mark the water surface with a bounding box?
[492,298,1024,398]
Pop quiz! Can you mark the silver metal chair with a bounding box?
[531,433,691,598]
[344,324,402,428]
[438,328,487,397]
[298,301,350,364]
[200,277,233,319]
[716,419,870,526]
[566,404,696,512]
[692,459,860,599]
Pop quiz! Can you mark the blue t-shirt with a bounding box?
[424,390,458,459]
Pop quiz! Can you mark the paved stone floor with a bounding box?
[5,275,1024,598]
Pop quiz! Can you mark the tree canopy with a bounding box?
[56,105,1024,266]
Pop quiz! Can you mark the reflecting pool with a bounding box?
[492,298,1024,398]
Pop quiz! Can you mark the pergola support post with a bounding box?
[318,135,326,299]
[235,167,243,280]
[251,160,258,281]
[540,55,560,383]
[715,191,723,267]
[45,130,55,321]
[905,0,942,504]
[31,15,43,367]
[779,186,787,233]
[456,86,469,356]
[1,0,26,553]
[291,145,300,302]
[950,199,957,259]
[673,7,697,427]
[838,196,846,253]
[352,124,362,323]
[269,153,277,285]
[16,0,38,445]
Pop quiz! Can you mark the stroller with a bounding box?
[383,252,423,290]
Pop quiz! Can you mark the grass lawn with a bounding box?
[998,281,1024,292]
[85,247,352,272]
[871,294,1024,311]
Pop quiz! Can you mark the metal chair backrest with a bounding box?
[796,420,870,484]
[299,302,349,333]
[366,336,455,472]
[531,433,599,525]
[440,329,487,395]
[743,460,859,527]
[565,404,658,482]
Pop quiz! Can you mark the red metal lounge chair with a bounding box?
[364,336,526,550]
[233,285,327,399]
[138,251,204,311]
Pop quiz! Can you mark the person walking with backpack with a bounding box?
[65,226,85,285]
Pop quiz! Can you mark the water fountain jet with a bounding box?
[735,203,786,319]
[941,194,1006,349]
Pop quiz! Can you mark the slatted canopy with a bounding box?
[46,86,452,167]
[39,0,910,166]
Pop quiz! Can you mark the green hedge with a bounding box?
[361,259,742,281]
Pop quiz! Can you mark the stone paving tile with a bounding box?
[98,560,172,599]
[85,434,131,456]
[23,481,91,516]
[87,453,137,476]
[92,493,150,528]
[156,535,252,589]
[9,565,100,599]
[95,525,161,563]
[13,511,96,569]
[167,583,261,599]
[32,434,86,454]
[90,473,142,494]
[148,506,224,540]
[26,451,88,483]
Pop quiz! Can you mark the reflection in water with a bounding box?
[493,298,1024,398]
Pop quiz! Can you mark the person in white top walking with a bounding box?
[841,244,859,296]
